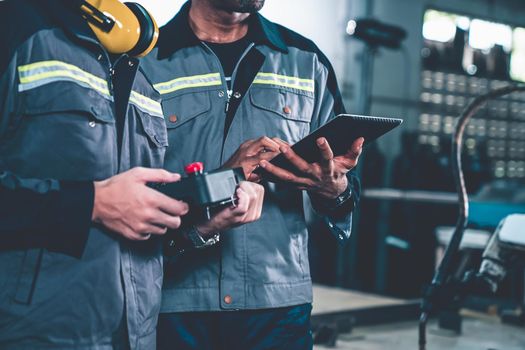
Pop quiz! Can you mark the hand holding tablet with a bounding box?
[257,114,403,190]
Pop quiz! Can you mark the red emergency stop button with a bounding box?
[184,162,204,175]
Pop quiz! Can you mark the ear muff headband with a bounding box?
[80,0,158,57]
[125,2,159,58]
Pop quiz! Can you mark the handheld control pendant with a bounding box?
[150,163,245,219]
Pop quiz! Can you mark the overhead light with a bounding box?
[346,20,357,36]
[346,18,407,49]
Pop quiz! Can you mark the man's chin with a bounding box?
[237,0,265,13]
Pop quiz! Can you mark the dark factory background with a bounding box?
[306,0,525,311]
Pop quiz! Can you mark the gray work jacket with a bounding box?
[141,3,360,312]
[0,1,168,348]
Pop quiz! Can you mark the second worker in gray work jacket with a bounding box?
[142,0,363,348]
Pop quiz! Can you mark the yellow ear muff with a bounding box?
[80,0,158,57]
[124,2,159,57]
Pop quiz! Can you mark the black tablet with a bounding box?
[265,114,403,173]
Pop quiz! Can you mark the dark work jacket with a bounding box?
[0,1,168,348]
[141,2,360,312]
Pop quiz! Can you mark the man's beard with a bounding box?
[235,0,265,13]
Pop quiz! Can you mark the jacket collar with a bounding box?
[157,1,288,59]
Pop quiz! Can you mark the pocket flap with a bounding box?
[162,91,212,129]
[17,82,115,123]
[249,87,314,123]
[138,112,169,147]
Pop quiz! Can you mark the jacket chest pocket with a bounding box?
[135,110,168,148]
[159,90,216,171]
[248,86,315,144]
[6,82,117,180]
[162,91,212,130]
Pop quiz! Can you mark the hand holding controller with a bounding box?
[149,162,246,219]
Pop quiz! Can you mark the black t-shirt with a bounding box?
[205,35,265,136]
[205,36,250,90]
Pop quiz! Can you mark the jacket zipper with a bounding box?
[74,34,114,95]
[225,89,233,113]
[224,43,255,114]
[81,35,124,170]
[201,42,255,164]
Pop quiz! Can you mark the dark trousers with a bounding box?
[157,303,313,350]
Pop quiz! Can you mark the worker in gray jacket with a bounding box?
[1,0,198,348]
[0,1,265,347]
[0,0,188,350]
[142,0,363,348]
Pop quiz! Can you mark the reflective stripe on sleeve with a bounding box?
[18,60,112,100]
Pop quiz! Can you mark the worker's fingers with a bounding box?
[259,160,316,188]
[337,137,364,169]
[246,136,280,154]
[271,138,291,148]
[150,211,184,231]
[278,145,315,176]
[316,137,334,162]
[152,191,190,217]
[131,167,181,184]
[316,137,335,174]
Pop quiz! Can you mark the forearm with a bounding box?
[0,171,94,257]
[163,181,263,254]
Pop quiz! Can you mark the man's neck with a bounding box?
[189,1,251,43]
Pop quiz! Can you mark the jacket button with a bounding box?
[169,115,178,123]
[218,91,225,98]
[233,91,241,99]
[88,121,96,128]
[283,106,292,114]
[224,295,232,304]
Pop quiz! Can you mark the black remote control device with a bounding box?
[149,163,245,219]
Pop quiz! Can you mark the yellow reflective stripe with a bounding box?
[18,60,111,97]
[129,91,164,118]
[19,70,110,96]
[253,72,315,93]
[255,72,314,84]
[153,73,222,95]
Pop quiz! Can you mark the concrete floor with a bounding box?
[314,316,525,350]
[312,284,407,315]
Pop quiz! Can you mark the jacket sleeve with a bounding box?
[0,15,94,258]
[307,47,361,243]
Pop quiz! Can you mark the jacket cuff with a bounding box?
[47,181,94,258]
[310,185,354,219]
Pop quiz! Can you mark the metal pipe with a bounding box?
[418,83,525,350]
[363,188,458,204]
